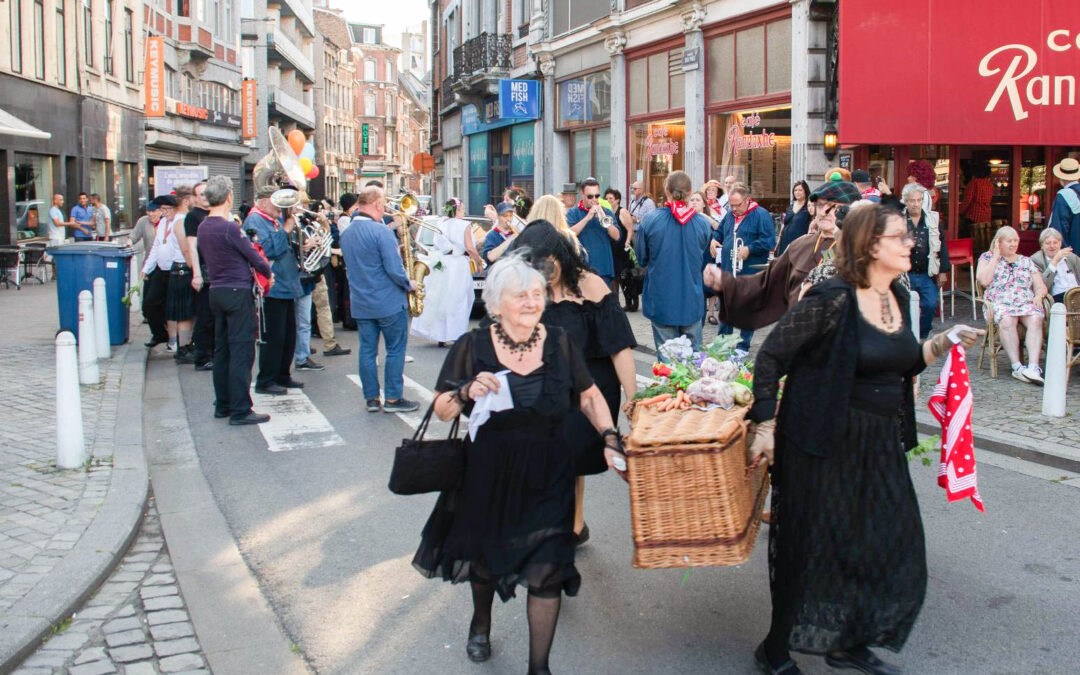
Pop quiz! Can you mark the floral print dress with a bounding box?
[978,252,1044,322]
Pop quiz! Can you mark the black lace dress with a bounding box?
[412,325,595,601]
[542,292,637,475]
[751,277,928,655]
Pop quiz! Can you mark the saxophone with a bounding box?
[389,194,430,317]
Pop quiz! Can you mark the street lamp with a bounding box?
[823,124,838,161]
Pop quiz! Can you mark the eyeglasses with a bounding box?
[876,231,916,245]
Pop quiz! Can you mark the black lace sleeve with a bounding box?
[592,292,637,355]
[435,330,476,392]
[749,289,847,423]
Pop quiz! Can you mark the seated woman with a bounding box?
[1030,227,1080,304]
[976,226,1049,384]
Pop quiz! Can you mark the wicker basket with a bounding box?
[626,404,769,569]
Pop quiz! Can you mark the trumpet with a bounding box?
[732,237,744,277]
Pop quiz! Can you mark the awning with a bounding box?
[0,107,51,140]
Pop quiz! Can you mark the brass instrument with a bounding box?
[732,236,744,277]
[254,127,308,209]
[387,193,430,317]
[297,210,332,274]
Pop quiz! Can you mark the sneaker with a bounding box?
[366,398,382,412]
[323,345,351,356]
[1023,365,1045,384]
[1011,366,1030,383]
[404,355,415,363]
[295,358,325,371]
[196,361,214,371]
[166,342,178,353]
[383,398,420,413]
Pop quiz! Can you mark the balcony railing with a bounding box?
[452,33,513,80]
[267,26,315,83]
[268,89,316,129]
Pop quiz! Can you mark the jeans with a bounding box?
[717,321,754,352]
[357,309,409,401]
[257,297,296,388]
[293,292,313,364]
[209,287,257,419]
[908,273,940,339]
[651,320,703,359]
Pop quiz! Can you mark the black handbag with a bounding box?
[388,402,464,495]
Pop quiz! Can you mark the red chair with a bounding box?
[941,238,976,321]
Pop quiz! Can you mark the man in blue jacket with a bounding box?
[245,195,305,395]
[712,182,776,351]
[565,177,620,284]
[1050,157,1080,253]
[635,170,712,355]
[340,185,420,413]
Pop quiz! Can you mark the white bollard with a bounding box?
[93,277,110,359]
[1042,303,1067,417]
[128,257,141,313]
[55,332,86,469]
[909,290,920,340]
[77,290,100,385]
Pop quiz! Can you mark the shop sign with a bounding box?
[153,165,208,197]
[462,103,523,135]
[727,112,778,153]
[559,80,590,123]
[242,80,257,139]
[643,126,680,160]
[361,123,369,154]
[499,80,540,120]
[144,37,166,117]
[839,0,1080,145]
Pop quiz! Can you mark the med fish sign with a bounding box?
[838,0,1080,146]
[499,80,540,120]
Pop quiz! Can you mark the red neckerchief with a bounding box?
[577,199,588,212]
[494,224,513,237]
[250,206,279,228]
[665,200,696,225]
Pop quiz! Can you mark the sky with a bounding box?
[334,0,431,48]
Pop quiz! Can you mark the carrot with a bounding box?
[638,393,671,407]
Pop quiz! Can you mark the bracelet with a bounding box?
[600,428,619,439]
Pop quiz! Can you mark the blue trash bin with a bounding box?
[47,242,135,345]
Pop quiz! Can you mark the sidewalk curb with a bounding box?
[0,325,150,675]
[915,411,1080,474]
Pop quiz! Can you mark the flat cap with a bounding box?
[809,180,862,204]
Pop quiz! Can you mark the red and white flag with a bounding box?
[927,345,986,512]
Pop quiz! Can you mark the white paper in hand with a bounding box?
[467,370,514,441]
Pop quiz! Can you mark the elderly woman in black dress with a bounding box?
[748,205,984,675]
[413,255,625,675]
[509,221,637,543]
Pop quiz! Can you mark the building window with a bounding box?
[11,0,23,74]
[362,27,375,43]
[550,0,607,37]
[557,69,611,130]
[56,2,66,84]
[83,0,92,68]
[364,91,376,116]
[630,120,686,203]
[364,59,376,81]
[104,0,113,75]
[570,127,611,190]
[628,47,685,117]
[707,17,791,104]
[34,0,45,80]
[708,107,792,211]
[123,9,134,82]
[13,153,55,236]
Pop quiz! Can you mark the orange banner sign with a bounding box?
[144,36,166,117]
[242,80,257,139]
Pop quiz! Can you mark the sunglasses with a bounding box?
[583,193,600,200]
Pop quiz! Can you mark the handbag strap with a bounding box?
[412,399,462,441]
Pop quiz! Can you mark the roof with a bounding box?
[314,9,352,51]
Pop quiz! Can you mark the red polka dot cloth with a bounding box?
[928,345,986,512]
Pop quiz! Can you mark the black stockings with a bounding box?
[763,627,792,669]
[527,591,561,675]
[469,580,495,636]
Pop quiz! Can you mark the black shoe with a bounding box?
[214,409,231,419]
[174,347,196,364]
[466,632,491,663]
[755,643,803,675]
[277,378,304,389]
[295,358,325,371]
[230,412,271,425]
[323,345,351,356]
[573,523,591,547]
[383,398,419,413]
[366,398,381,413]
[144,338,167,348]
[255,383,287,395]
[825,648,901,675]
[196,361,214,371]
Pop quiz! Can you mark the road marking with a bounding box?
[346,374,467,432]
[250,386,344,452]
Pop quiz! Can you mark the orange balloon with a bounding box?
[287,130,306,155]
[299,157,313,175]
[307,165,320,180]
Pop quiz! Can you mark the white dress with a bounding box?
[411,217,474,342]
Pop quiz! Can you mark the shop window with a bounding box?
[629,47,685,116]
[556,70,611,129]
[570,128,610,191]
[13,153,54,236]
[708,107,791,212]
[630,120,685,204]
[708,17,791,104]
[867,146,895,192]
[1019,147,1048,229]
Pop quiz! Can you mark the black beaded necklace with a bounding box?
[493,323,541,361]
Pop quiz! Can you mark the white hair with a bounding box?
[901,182,926,200]
[481,252,546,319]
[1039,227,1063,245]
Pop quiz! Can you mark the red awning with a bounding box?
[839,0,1080,146]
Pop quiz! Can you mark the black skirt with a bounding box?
[768,405,927,654]
[166,263,196,321]
[413,410,579,602]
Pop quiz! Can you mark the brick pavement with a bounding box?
[11,497,209,675]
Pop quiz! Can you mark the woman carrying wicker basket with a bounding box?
[508,220,638,545]
[413,255,626,675]
[747,205,984,675]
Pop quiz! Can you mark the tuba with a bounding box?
[386,193,430,317]
[253,127,308,209]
